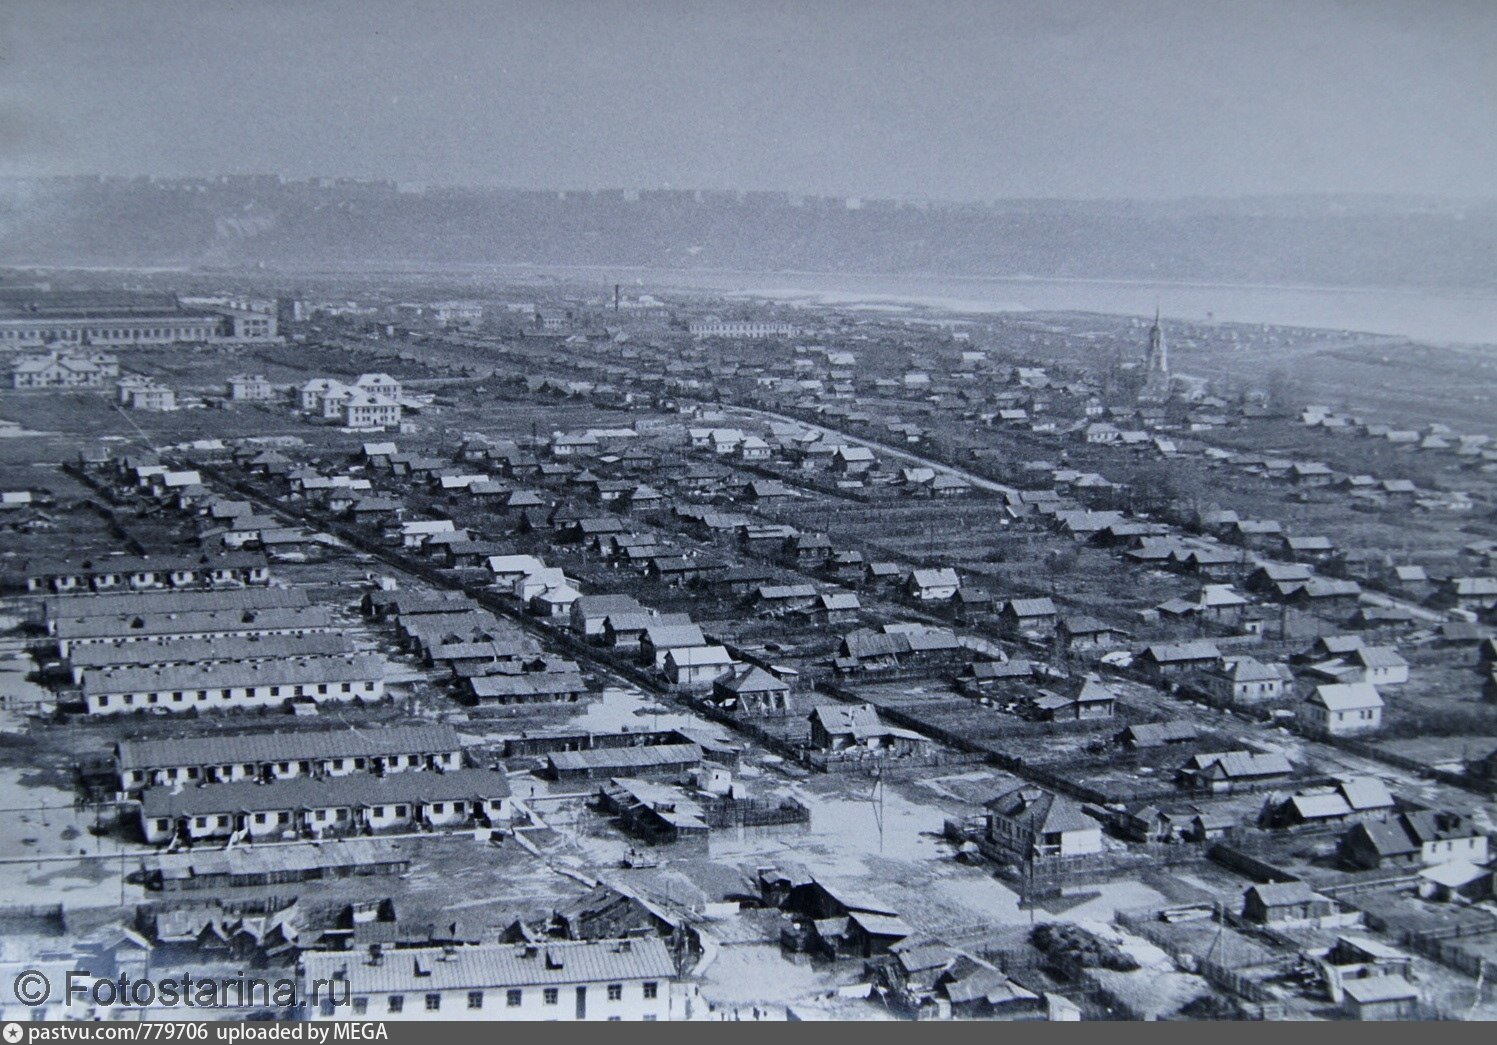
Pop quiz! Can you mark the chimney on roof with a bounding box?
[367,943,383,966]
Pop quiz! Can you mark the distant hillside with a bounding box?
[2,177,1495,289]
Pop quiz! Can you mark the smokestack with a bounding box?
[614,284,620,312]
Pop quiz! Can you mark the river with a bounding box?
[529,266,1497,346]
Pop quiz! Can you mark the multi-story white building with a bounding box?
[0,295,277,348]
[121,381,177,412]
[9,351,117,388]
[227,373,276,400]
[688,320,800,339]
[300,939,681,1021]
[343,391,402,428]
[299,374,403,426]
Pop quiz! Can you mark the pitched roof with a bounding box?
[984,787,1095,835]
[1245,881,1323,907]
[1308,682,1384,712]
[117,723,461,771]
[715,665,790,694]
[140,767,510,819]
[548,743,702,773]
[83,654,384,698]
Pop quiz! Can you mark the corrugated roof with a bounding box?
[45,585,303,622]
[83,654,385,697]
[302,939,674,994]
[69,632,350,671]
[548,743,701,773]
[140,767,511,819]
[57,605,334,642]
[118,723,461,771]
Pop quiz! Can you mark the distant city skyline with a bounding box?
[1,0,1494,201]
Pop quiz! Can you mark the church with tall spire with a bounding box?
[1139,307,1172,401]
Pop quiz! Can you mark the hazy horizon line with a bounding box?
[6,173,1496,209]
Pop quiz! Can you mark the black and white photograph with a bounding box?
[0,0,1495,1025]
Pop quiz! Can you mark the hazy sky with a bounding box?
[1,0,1493,199]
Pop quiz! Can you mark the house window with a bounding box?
[470,991,485,1009]
[387,995,403,1013]
[607,984,622,1001]
[352,998,367,1015]
[424,994,440,1011]
[642,982,658,999]
[505,989,521,1007]
[543,988,558,1005]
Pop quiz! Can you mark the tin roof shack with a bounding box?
[465,671,589,706]
[1340,975,1421,1021]
[870,940,1045,1021]
[299,937,679,1021]
[548,884,687,944]
[1240,882,1337,927]
[596,777,710,849]
[1056,616,1126,653]
[1136,640,1222,681]
[1177,750,1293,794]
[1259,777,1396,830]
[1024,678,1117,722]
[708,665,792,715]
[983,787,1103,861]
[1117,721,1199,749]
[836,624,963,673]
[956,658,1038,698]
[997,598,1059,639]
[546,743,703,783]
[806,704,931,759]
[906,568,960,603]
[770,874,910,959]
